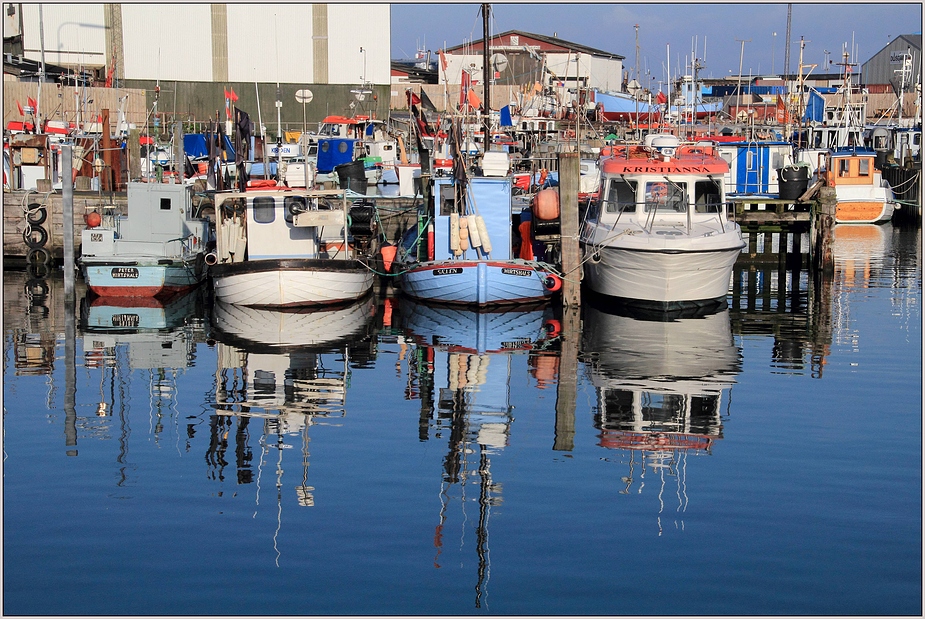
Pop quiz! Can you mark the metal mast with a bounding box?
[481,3,491,140]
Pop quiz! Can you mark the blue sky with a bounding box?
[390,3,922,82]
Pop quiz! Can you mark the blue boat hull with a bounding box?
[398,260,560,306]
[82,255,205,298]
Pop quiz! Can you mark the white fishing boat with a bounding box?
[79,181,212,298]
[208,186,376,308]
[580,133,746,308]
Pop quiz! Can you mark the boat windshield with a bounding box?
[603,178,637,214]
[644,181,685,213]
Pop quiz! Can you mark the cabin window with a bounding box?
[339,141,349,154]
[838,159,851,177]
[321,142,330,153]
[284,196,308,223]
[160,198,171,210]
[858,158,871,176]
[439,184,455,216]
[252,196,276,224]
[644,181,685,213]
[746,151,755,170]
[604,178,636,213]
[694,181,722,213]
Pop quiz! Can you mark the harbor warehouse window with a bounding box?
[253,197,276,224]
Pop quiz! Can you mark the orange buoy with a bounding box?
[533,188,560,221]
[85,211,102,228]
[380,244,397,272]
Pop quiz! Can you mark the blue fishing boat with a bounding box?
[80,181,212,298]
[394,174,562,307]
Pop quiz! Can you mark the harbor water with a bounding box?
[2,223,921,615]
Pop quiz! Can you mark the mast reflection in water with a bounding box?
[394,299,560,608]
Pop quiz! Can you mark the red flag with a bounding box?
[224,88,231,100]
[27,96,36,108]
[467,88,481,110]
[656,91,667,105]
[438,49,448,72]
[230,87,238,102]
[16,100,23,116]
[406,89,421,106]
[776,94,789,124]
[460,70,471,107]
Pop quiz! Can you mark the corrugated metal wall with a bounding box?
[21,3,108,69]
[862,38,921,85]
[16,3,391,87]
[122,4,213,82]
[326,4,391,86]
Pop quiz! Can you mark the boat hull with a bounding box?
[210,258,374,308]
[82,256,205,298]
[834,200,896,224]
[582,245,742,306]
[398,260,559,306]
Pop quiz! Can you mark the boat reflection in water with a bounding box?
[582,299,742,534]
[207,296,375,559]
[395,299,560,608]
[79,289,209,450]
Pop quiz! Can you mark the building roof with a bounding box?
[443,29,623,60]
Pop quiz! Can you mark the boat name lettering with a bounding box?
[502,338,530,349]
[111,314,140,328]
[619,165,713,173]
[110,267,139,279]
[501,267,532,277]
[433,267,463,276]
[90,233,103,243]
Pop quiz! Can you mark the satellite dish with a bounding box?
[490,53,508,73]
[295,89,314,104]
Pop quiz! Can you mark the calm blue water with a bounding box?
[3,223,922,616]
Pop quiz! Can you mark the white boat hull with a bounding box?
[582,244,743,305]
[211,259,374,308]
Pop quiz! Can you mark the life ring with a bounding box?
[23,224,48,249]
[27,247,51,265]
[26,202,47,225]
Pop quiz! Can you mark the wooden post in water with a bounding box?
[553,306,579,451]
[61,142,77,456]
[557,151,581,308]
[553,151,581,451]
[812,186,837,274]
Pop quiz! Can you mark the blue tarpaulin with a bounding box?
[802,90,825,124]
[500,105,513,128]
[183,134,235,159]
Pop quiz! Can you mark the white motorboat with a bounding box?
[580,134,746,308]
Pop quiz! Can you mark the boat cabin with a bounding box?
[588,135,730,228]
[212,189,350,263]
[81,181,211,259]
[823,148,879,187]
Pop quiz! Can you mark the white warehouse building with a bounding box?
[10,3,391,86]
